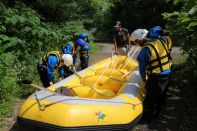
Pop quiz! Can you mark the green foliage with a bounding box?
[24,0,111,25]
[60,20,90,41]
[24,0,112,40]
[0,76,20,101]
[89,42,100,53]
[96,0,180,39]
[0,100,12,117]
[0,1,99,117]
[163,0,197,76]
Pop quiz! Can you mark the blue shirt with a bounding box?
[137,43,171,77]
[46,55,64,81]
[63,44,73,54]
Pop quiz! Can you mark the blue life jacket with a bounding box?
[82,45,91,51]
[76,38,90,56]
[76,38,86,47]
[76,38,90,51]
[63,43,73,54]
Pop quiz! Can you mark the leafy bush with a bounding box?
[0,76,20,101]
[0,64,20,117]
[0,1,99,117]
[163,0,197,78]
[0,100,12,117]
[60,20,93,42]
[95,0,181,39]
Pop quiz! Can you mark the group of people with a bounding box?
[37,21,172,120]
[37,33,91,87]
[113,21,172,120]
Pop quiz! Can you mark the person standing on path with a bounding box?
[113,21,131,55]
[131,29,172,120]
[74,33,91,70]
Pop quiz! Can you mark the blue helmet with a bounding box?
[79,33,87,39]
[148,26,163,39]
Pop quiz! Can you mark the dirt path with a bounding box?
[89,43,139,64]
[1,43,194,131]
[0,99,24,131]
[89,43,182,64]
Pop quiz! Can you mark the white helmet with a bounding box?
[62,54,73,67]
[130,29,148,41]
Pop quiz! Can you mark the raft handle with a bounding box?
[35,92,46,111]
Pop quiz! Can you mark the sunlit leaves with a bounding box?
[187,22,197,29]
[163,0,197,74]
[0,52,14,65]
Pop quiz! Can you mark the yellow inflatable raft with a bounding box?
[17,55,146,131]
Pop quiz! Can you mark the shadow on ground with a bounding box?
[132,64,197,131]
